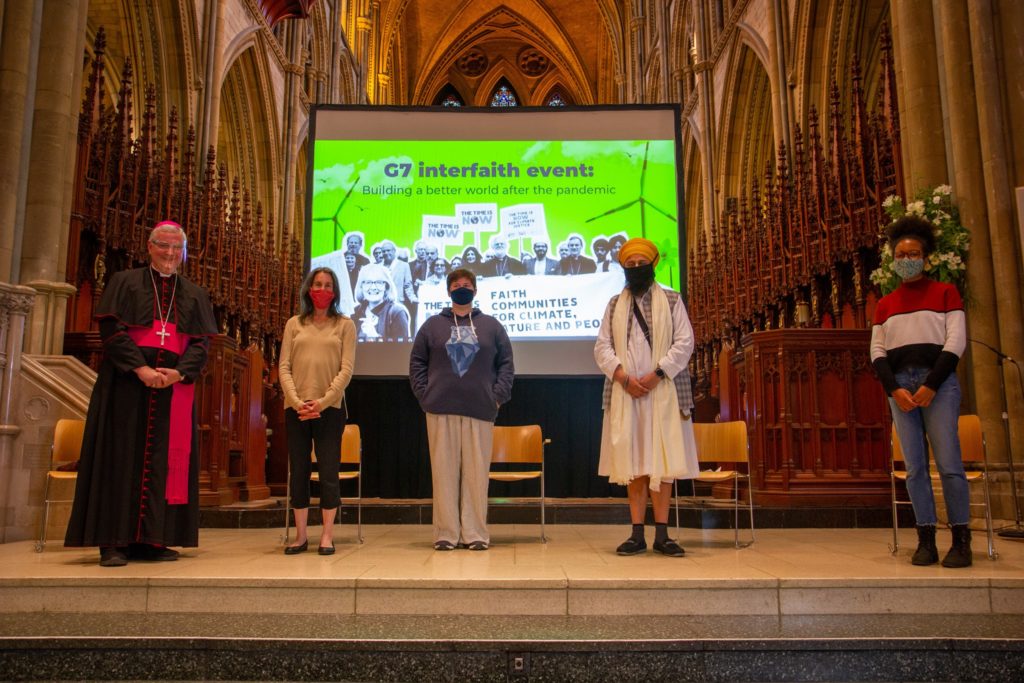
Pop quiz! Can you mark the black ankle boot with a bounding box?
[911,525,938,566]
[942,524,973,568]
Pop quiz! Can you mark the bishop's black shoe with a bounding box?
[99,547,128,567]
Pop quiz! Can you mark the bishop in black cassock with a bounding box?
[65,222,218,566]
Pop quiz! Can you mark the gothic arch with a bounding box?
[787,1,890,132]
[432,83,466,106]
[683,130,706,255]
[217,44,280,225]
[221,27,265,88]
[410,3,595,107]
[536,77,573,106]
[717,41,775,209]
[85,1,196,137]
[335,44,361,103]
[476,69,526,107]
[305,2,333,103]
[151,0,199,129]
[377,0,416,102]
[593,0,626,89]
[669,0,695,102]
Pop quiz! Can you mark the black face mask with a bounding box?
[624,263,655,293]
[450,287,475,305]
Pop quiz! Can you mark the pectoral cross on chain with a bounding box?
[156,325,170,346]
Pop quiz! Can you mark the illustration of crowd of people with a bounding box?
[336,229,631,342]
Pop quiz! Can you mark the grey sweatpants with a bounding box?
[425,412,493,545]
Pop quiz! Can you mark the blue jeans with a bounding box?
[889,368,970,526]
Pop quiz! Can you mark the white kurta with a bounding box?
[594,289,699,483]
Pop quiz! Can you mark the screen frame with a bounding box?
[304,104,687,378]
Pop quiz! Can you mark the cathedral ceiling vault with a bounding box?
[373,0,620,105]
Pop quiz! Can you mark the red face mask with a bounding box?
[309,289,334,310]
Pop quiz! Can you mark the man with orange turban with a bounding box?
[594,237,698,556]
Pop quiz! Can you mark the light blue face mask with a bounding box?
[445,317,479,377]
[893,257,925,280]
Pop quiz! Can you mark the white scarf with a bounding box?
[606,285,686,490]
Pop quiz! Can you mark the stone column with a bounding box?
[0,282,36,542]
[672,67,685,103]
[376,71,390,106]
[356,12,372,102]
[18,0,83,285]
[198,0,226,164]
[655,0,671,102]
[629,7,645,104]
[694,0,717,226]
[770,0,792,156]
[936,0,1009,521]
[968,0,1024,519]
[889,0,948,190]
[57,0,89,281]
[279,22,304,244]
[0,1,43,282]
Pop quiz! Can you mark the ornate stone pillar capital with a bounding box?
[23,279,76,355]
[0,282,38,317]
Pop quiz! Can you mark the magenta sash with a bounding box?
[127,322,194,505]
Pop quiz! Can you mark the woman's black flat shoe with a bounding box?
[318,543,335,556]
[284,541,308,555]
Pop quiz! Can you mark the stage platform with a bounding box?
[2,525,1023,681]
[198,496,915,530]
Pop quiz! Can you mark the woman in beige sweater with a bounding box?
[278,267,356,555]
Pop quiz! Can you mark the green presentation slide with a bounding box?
[309,138,682,341]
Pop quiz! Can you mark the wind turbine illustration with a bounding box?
[313,173,361,250]
[585,142,675,238]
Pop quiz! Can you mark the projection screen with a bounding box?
[306,105,684,376]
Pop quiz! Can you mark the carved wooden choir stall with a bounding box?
[688,27,904,506]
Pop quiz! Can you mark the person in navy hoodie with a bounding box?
[870,215,971,567]
[409,268,514,551]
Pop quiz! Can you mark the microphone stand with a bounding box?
[970,338,1024,538]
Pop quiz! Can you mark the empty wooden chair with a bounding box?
[490,425,549,542]
[674,420,755,548]
[36,418,85,552]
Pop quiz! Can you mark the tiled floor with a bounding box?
[2,525,1022,617]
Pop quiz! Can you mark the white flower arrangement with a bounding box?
[870,185,970,296]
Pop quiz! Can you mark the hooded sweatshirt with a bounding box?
[409,307,514,422]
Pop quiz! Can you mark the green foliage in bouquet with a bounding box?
[870,185,970,296]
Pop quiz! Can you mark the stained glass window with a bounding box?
[545,92,566,107]
[434,85,464,107]
[489,84,519,107]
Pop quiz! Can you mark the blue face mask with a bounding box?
[893,257,925,280]
[450,287,475,305]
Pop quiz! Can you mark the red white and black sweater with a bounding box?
[870,277,966,395]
